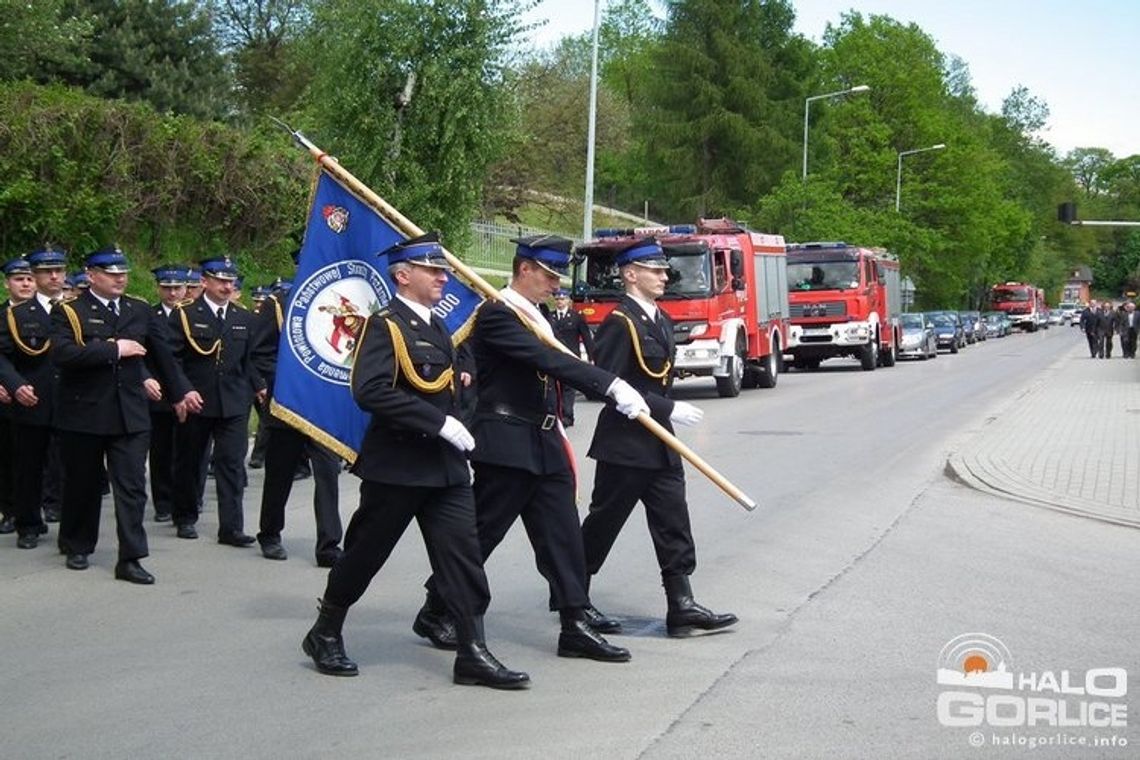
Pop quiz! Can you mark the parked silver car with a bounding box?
[898,312,938,360]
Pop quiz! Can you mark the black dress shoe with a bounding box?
[65,553,89,571]
[247,457,264,470]
[43,509,60,523]
[175,524,198,540]
[0,516,15,534]
[664,576,738,637]
[413,605,458,650]
[17,533,39,549]
[260,542,288,561]
[218,532,256,547]
[557,616,631,662]
[114,559,155,585]
[582,604,622,634]
[154,512,172,523]
[454,643,530,690]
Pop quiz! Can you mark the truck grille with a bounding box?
[796,301,846,318]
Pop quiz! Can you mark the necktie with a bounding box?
[109,300,118,316]
[216,306,225,323]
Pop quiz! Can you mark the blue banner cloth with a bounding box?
[270,168,482,462]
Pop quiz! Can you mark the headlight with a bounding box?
[689,323,707,337]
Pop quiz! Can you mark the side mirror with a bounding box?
[730,251,744,278]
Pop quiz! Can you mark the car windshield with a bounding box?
[900,314,924,328]
[788,261,859,291]
[929,313,957,326]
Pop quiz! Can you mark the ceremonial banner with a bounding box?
[270,168,483,463]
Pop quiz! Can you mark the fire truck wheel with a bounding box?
[860,340,878,371]
[715,340,746,397]
[880,338,897,367]
[756,346,779,389]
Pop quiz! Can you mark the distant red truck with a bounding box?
[988,282,1046,331]
[784,242,901,371]
[572,218,790,397]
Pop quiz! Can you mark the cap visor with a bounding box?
[535,260,568,277]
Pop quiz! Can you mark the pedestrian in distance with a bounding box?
[167,257,266,545]
[545,288,595,427]
[1121,301,1138,359]
[1096,302,1115,359]
[51,246,202,583]
[1079,300,1100,358]
[413,234,650,664]
[580,237,737,637]
[302,232,529,689]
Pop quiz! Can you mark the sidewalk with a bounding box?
[948,335,1140,528]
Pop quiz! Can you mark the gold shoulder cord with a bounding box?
[177,307,220,356]
[613,311,671,383]
[384,318,454,394]
[60,303,85,348]
[273,296,284,332]
[6,307,50,356]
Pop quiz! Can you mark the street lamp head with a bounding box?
[932,143,946,150]
[849,85,871,94]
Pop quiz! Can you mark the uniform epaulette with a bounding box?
[231,301,248,311]
[374,308,391,318]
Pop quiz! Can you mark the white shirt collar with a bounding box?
[627,292,658,321]
[202,294,227,318]
[396,293,434,324]
[90,292,117,311]
[35,292,55,312]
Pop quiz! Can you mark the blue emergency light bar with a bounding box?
[594,224,698,238]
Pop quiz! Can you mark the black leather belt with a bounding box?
[478,402,558,430]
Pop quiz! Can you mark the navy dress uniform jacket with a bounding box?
[168,296,265,418]
[467,300,615,476]
[587,295,680,470]
[0,299,59,427]
[249,292,290,429]
[350,299,468,487]
[52,292,191,435]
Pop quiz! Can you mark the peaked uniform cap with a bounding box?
[3,258,32,277]
[381,231,451,269]
[85,246,130,273]
[28,247,68,270]
[614,237,669,269]
[152,264,189,286]
[512,234,574,276]
[199,257,239,281]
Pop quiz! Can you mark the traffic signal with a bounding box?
[1058,202,1077,224]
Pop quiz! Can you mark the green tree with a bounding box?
[300,0,531,247]
[210,0,313,116]
[0,0,91,81]
[638,0,812,219]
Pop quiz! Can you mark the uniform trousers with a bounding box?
[58,430,150,560]
[324,480,489,624]
[1086,330,1100,358]
[430,462,589,611]
[11,423,51,536]
[41,433,62,516]
[581,462,696,581]
[257,424,342,558]
[148,410,175,518]
[172,414,248,536]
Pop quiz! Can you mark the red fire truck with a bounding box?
[988,282,1045,331]
[571,218,789,397]
[784,242,901,371]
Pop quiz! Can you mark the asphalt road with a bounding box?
[2,325,1135,759]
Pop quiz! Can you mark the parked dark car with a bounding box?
[958,310,984,343]
[927,311,965,353]
[898,312,938,360]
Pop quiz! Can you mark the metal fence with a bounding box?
[465,220,579,275]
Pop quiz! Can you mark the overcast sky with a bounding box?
[520,0,1139,159]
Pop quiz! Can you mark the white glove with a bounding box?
[605,378,650,420]
[669,401,703,427]
[438,415,475,453]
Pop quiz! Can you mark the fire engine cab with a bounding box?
[572,219,790,397]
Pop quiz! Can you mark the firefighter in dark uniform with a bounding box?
[546,288,595,426]
[303,233,528,689]
[0,257,38,536]
[168,257,265,544]
[253,270,343,566]
[146,264,189,523]
[414,235,649,663]
[0,248,69,548]
[52,247,199,582]
[581,238,737,636]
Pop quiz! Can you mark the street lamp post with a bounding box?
[582,0,602,242]
[802,84,870,181]
[895,143,945,212]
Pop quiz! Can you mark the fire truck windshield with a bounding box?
[992,287,1031,302]
[573,242,712,299]
[788,261,859,291]
[662,248,711,298]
